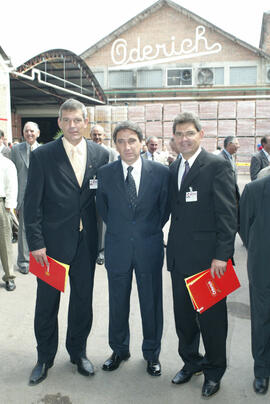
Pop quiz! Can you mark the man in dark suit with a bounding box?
[24,99,109,385]
[167,112,237,398]
[240,176,270,395]
[11,122,40,273]
[250,136,270,180]
[96,121,169,376]
[220,136,240,202]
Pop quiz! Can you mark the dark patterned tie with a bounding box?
[181,160,190,187]
[126,166,137,210]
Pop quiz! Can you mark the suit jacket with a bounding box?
[0,145,11,159]
[240,176,270,289]
[167,149,237,276]
[250,150,269,181]
[24,137,109,264]
[11,142,40,210]
[96,158,169,272]
[220,149,240,201]
[141,151,167,165]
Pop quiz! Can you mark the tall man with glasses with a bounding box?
[167,112,237,398]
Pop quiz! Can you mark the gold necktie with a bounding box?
[70,147,83,187]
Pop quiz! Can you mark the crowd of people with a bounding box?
[1,99,270,398]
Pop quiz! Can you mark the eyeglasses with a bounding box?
[174,131,198,138]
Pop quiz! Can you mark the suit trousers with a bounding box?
[249,284,270,378]
[34,230,96,363]
[171,270,228,382]
[107,263,163,361]
[0,199,15,281]
[17,202,29,270]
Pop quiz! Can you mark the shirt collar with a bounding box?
[182,147,202,168]
[223,148,232,159]
[262,148,270,158]
[122,156,142,174]
[62,137,85,154]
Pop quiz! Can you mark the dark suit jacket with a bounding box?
[240,176,270,289]
[24,137,109,264]
[96,158,169,272]
[220,149,240,201]
[250,150,269,181]
[167,149,237,276]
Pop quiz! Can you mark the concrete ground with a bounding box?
[0,174,268,404]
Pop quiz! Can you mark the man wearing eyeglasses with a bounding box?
[167,112,237,398]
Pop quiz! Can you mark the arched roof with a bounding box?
[10,48,106,110]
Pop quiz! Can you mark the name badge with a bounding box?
[89,178,98,189]
[186,191,197,202]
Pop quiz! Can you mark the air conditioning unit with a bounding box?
[180,69,192,82]
[197,68,214,85]
[266,67,270,83]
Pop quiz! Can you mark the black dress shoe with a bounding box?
[102,352,130,371]
[19,267,29,274]
[5,280,16,291]
[147,360,161,376]
[71,356,94,376]
[29,361,53,386]
[201,379,220,398]
[253,377,269,394]
[172,368,202,384]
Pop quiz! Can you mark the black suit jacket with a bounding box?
[167,149,237,275]
[96,158,169,272]
[250,150,269,181]
[24,137,109,264]
[240,176,270,289]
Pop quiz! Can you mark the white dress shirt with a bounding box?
[0,154,18,208]
[178,147,202,190]
[62,137,87,185]
[122,157,142,195]
[262,148,270,162]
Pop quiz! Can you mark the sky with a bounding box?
[2,0,270,68]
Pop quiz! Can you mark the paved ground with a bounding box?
[0,174,269,404]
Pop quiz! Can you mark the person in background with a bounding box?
[11,122,40,274]
[90,124,118,265]
[0,130,11,159]
[0,153,18,291]
[250,135,270,180]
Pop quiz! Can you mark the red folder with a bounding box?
[185,260,240,314]
[29,253,70,293]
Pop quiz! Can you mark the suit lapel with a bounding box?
[137,158,152,203]
[54,138,79,187]
[19,142,29,167]
[111,159,129,201]
[179,150,204,194]
[82,140,99,188]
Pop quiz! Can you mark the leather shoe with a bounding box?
[202,379,220,398]
[102,352,130,371]
[147,360,161,376]
[5,280,16,291]
[71,356,94,376]
[19,267,29,274]
[172,368,202,384]
[253,377,269,394]
[29,361,53,386]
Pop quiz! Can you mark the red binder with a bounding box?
[29,253,70,293]
[185,260,240,314]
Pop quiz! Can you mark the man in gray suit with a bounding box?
[250,136,270,180]
[11,122,40,274]
[220,136,240,202]
[240,176,270,395]
[0,130,11,159]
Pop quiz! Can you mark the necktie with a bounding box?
[126,166,137,210]
[181,160,190,187]
[152,154,154,161]
[70,147,83,187]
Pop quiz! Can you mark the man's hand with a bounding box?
[31,248,49,268]
[210,259,227,279]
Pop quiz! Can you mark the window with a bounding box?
[137,70,162,88]
[167,68,192,86]
[230,66,257,85]
[214,68,224,85]
[94,71,104,87]
[109,71,134,88]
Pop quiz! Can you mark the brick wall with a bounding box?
[85,99,270,174]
